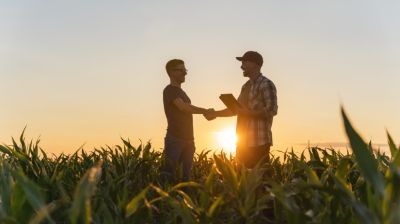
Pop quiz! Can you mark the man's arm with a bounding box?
[214,108,236,117]
[173,98,208,114]
[203,108,235,120]
[261,80,278,117]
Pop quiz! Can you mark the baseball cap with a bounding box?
[236,51,263,66]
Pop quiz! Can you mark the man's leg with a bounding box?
[237,145,270,168]
[163,136,184,182]
[236,146,249,168]
[180,141,195,181]
[252,145,270,167]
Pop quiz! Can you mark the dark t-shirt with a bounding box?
[163,85,194,140]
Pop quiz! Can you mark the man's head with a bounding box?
[236,51,263,78]
[166,59,187,84]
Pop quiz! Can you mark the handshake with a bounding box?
[203,108,217,121]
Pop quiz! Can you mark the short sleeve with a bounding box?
[163,86,181,104]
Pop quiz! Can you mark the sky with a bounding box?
[1,1,399,155]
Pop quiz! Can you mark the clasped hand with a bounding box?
[203,108,216,121]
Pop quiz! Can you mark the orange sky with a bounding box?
[1,1,399,155]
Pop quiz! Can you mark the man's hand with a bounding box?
[203,108,216,121]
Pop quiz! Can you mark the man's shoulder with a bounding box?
[259,74,272,82]
[163,85,189,102]
[163,85,176,100]
[163,84,174,91]
[260,75,276,87]
[164,85,180,94]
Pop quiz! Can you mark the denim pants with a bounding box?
[236,144,270,168]
[163,135,195,181]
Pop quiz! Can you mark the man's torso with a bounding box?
[163,85,194,140]
[237,74,277,147]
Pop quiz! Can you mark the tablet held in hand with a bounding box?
[219,94,241,113]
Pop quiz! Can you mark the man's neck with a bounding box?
[170,80,181,88]
[248,72,261,82]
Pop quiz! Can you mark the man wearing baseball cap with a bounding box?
[206,51,278,168]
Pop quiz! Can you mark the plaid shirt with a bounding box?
[236,74,278,147]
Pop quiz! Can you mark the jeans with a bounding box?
[163,135,195,181]
[236,144,270,168]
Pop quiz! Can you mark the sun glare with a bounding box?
[214,127,237,154]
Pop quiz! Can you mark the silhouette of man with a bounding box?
[163,59,212,181]
[206,51,278,168]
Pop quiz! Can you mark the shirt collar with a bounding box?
[250,73,263,84]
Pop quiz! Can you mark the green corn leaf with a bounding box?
[170,202,196,224]
[171,182,201,192]
[351,200,380,224]
[150,184,170,198]
[125,186,149,218]
[205,168,216,193]
[10,184,29,223]
[332,174,354,199]
[387,131,400,166]
[207,196,223,217]
[335,158,351,179]
[0,163,13,217]
[305,167,320,186]
[29,201,57,224]
[69,165,102,224]
[341,107,384,196]
[10,170,49,217]
[121,138,134,149]
[0,145,12,156]
[19,127,27,153]
[175,190,196,210]
[213,154,238,193]
[310,147,321,162]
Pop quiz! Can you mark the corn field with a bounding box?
[1,108,399,224]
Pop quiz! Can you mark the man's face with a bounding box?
[169,64,187,83]
[240,60,259,77]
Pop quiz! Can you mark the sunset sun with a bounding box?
[214,127,237,154]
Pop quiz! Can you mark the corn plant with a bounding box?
[0,107,399,223]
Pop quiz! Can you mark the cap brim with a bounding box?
[236,57,243,61]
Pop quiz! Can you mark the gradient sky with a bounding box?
[1,1,399,154]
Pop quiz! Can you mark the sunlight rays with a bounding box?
[214,127,237,154]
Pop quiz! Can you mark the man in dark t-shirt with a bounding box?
[163,85,194,140]
[162,59,213,181]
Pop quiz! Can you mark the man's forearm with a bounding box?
[188,104,207,114]
[215,108,235,117]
